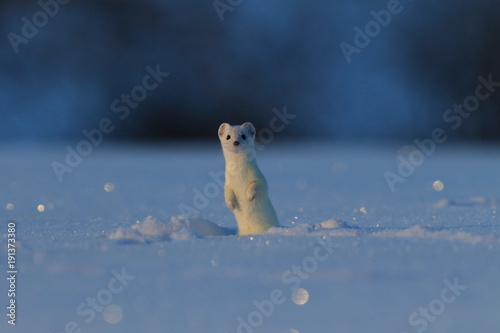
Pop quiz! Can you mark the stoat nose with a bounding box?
[233,141,240,146]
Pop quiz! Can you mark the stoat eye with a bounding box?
[241,134,246,140]
[226,135,231,140]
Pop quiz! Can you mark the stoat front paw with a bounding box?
[226,198,237,211]
[246,187,257,201]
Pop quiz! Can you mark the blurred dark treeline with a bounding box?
[0,0,499,142]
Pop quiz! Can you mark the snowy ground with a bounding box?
[1,141,499,333]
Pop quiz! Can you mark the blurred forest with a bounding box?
[0,0,499,142]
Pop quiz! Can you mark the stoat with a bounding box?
[218,122,280,235]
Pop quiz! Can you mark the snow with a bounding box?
[109,215,235,243]
[1,142,499,333]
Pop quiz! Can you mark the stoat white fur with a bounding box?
[218,122,280,235]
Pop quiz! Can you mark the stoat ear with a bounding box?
[218,123,229,137]
[242,122,256,137]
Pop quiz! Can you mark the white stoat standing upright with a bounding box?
[218,122,280,235]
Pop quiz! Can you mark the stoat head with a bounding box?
[218,122,256,154]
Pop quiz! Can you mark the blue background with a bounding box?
[1,0,499,142]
